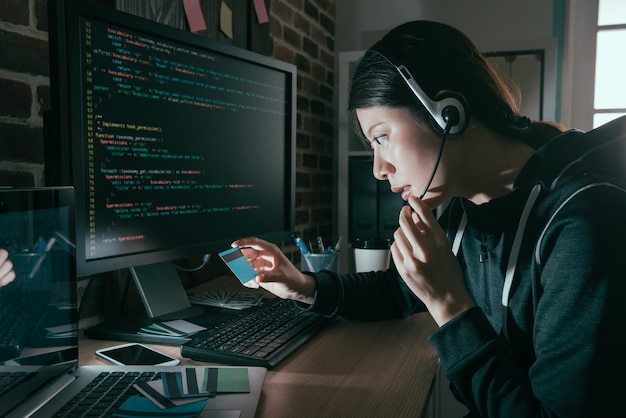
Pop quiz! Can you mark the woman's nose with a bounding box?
[373,152,393,180]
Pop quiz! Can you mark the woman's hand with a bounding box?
[0,249,16,288]
[392,197,474,326]
[231,237,317,304]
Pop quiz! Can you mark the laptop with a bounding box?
[0,187,266,418]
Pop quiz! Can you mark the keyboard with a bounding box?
[181,297,329,367]
[52,371,158,417]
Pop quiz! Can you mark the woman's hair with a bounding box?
[348,20,563,146]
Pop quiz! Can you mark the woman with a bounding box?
[234,21,626,417]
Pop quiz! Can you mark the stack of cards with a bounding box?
[138,319,207,338]
[129,367,250,410]
[113,396,207,418]
[187,291,263,310]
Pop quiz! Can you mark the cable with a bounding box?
[170,253,212,272]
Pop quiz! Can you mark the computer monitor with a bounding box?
[46,0,296,321]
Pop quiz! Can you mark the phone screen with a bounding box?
[97,344,179,365]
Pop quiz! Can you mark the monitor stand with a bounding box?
[84,261,206,345]
[130,261,204,320]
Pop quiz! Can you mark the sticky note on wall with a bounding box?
[253,0,269,24]
[183,0,207,32]
[220,1,233,39]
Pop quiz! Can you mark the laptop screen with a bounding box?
[0,187,78,365]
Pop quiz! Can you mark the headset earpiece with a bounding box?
[430,91,469,136]
[369,40,469,136]
[442,105,460,127]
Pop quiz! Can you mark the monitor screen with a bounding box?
[47,0,296,281]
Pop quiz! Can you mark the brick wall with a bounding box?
[270,0,336,261]
[0,0,335,263]
[0,0,49,186]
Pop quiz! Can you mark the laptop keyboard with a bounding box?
[181,297,329,367]
[52,371,158,417]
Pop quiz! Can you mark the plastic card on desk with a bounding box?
[139,320,206,337]
[132,367,250,412]
[135,380,211,408]
[162,368,250,398]
[114,394,207,416]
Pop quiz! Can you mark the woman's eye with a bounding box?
[373,135,388,146]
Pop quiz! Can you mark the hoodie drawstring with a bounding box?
[450,183,542,340]
[501,183,542,339]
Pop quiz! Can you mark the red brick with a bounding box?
[0,30,49,76]
[0,122,45,162]
[0,0,29,25]
[0,79,31,118]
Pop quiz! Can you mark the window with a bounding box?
[593,0,626,127]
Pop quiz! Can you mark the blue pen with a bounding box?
[291,233,309,254]
[34,236,46,252]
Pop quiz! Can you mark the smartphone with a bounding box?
[95,343,180,366]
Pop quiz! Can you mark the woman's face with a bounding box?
[356,106,451,206]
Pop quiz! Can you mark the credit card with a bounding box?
[218,247,258,284]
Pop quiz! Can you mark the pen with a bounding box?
[291,233,309,254]
[33,236,46,252]
[316,236,324,253]
[333,236,343,253]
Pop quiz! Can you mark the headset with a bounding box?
[368,39,470,198]
[368,40,469,137]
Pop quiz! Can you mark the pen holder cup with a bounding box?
[301,252,339,274]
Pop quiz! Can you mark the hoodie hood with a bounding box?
[515,115,626,192]
[448,115,626,340]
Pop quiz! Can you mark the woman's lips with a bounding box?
[392,186,412,201]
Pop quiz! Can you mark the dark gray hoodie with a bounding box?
[308,115,626,417]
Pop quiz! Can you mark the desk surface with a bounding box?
[80,276,439,418]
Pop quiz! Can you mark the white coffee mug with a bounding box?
[353,238,391,272]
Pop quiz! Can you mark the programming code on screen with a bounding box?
[79,17,291,261]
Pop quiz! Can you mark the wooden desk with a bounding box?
[80,276,440,418]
